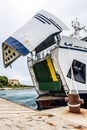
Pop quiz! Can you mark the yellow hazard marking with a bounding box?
[46,57,58,81]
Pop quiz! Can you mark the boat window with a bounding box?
[3,45,8,50]
[67,59,86,84]
[5,52,8,56]
[10,55,13,58]
[8,57,10,61]
[13,53,16,56]
[8,50,11,53]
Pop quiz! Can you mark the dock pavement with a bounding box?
[0,98,87,130]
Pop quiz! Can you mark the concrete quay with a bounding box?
[0,98,87,130]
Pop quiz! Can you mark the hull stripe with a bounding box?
[36,13,62,31]
[59,46,87,53]
[4,36,29,56]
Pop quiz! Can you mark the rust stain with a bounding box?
[46,122,56,126]
[24,40,29,45]
[68,124,87,130]
[62,109,87,117]
[47,114,54,117]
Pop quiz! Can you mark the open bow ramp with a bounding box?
[2,10,68,68]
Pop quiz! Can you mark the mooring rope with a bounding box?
[68,45,78,94]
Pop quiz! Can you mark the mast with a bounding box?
[70,18,87,39]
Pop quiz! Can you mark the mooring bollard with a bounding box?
[67,93,84,113]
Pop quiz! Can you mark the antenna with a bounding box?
[70,18,87,38]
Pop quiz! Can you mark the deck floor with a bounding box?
[0,98,87,130]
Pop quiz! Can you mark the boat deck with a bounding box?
[0,98,87,130]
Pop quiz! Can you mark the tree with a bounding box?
[0,83,3,88]
[2,76,8,85]
[0,76,8,87]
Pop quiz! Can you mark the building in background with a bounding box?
[9,79,20,86]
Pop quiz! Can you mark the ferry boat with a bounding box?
[2,10,87,109]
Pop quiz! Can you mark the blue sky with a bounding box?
[0,0,87,85]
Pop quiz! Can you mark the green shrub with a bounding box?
[0,83,3,88]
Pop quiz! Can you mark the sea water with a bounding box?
[0,88,38,109]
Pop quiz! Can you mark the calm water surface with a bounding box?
[0,88,38,109]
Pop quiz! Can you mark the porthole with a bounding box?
[4,45,8,50]
[13,53,16,56]
[10,55,13,58]
[8,50,11,53]
[5,59,7,62]
[5,52,8,56]
[8,57,10,60]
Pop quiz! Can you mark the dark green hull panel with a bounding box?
[39,81,61,91]
[33,57,61,91]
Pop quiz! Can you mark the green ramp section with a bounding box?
[33,57,61,91]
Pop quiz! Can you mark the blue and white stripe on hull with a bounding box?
[4,36,29,56]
